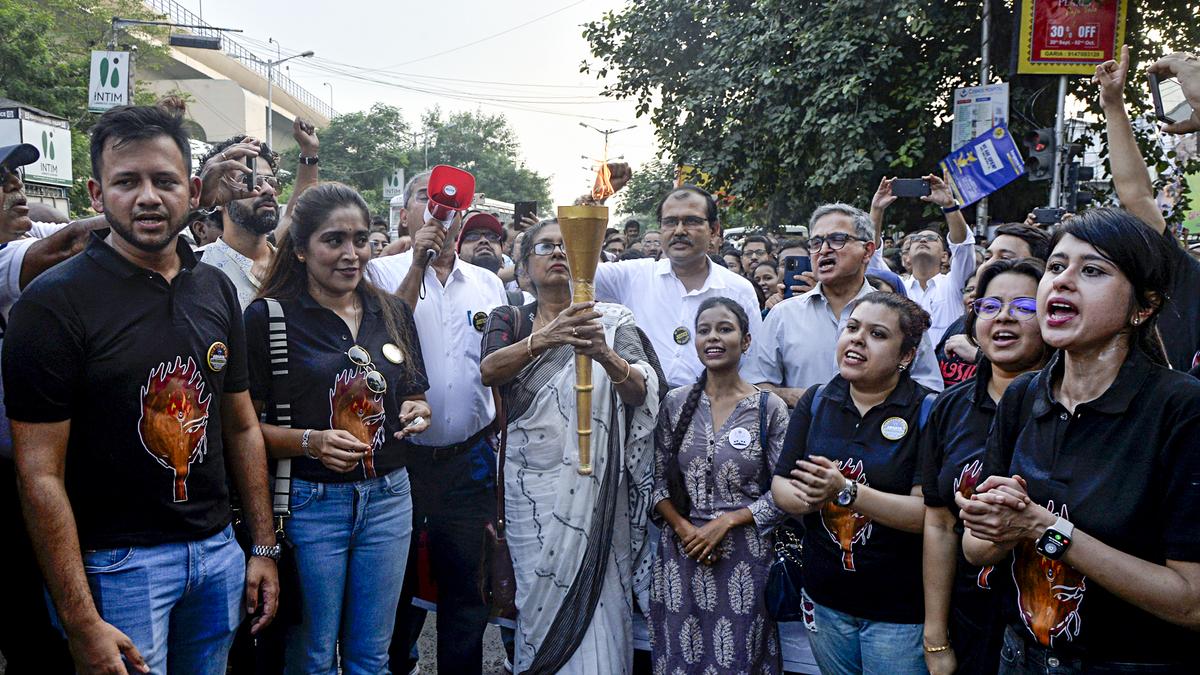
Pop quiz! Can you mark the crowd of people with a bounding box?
[0,46,1197,675]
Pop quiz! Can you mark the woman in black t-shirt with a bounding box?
[959,208,1200,673]
[920,258,1049,675]
[244,183,431,673]
[772,292,935,675]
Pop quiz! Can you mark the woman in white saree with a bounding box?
[480,219,663,674]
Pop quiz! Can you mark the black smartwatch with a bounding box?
[298,154,319,165]
[1035,516,1074,560]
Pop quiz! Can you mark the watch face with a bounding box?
[835,489,852,507]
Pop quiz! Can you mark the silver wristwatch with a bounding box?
[835,479,858,507]
[251,544,282,562]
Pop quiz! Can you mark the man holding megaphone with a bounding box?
[367,167,507,675]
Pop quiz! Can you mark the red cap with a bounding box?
[456,212,504,251]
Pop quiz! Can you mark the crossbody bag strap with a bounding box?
[264,298,293,517]
[491,304,522,534]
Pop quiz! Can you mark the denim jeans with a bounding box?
[284,468,413,675]
[62,523,245,675]
[997,626,1187,675]
[389,437,496,675]
[807,600,927,675]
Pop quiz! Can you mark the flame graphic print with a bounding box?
[137,356,212,502]
[954,459,995,589]
[1013,502,1086,647]
[330,367,386,478]
[820,458,872,571]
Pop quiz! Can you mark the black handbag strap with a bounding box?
[263,298,292,518]
[491,304,523,536]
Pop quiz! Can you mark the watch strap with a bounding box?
[251,544,281,561]
[1051,515,1074,539]
[298,154,319,165]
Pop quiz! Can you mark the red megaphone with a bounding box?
[424,165,475,228]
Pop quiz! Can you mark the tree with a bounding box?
[618,158,675,216]
[584,0,1200,229]
[421,108,551,209]
[0,0,169,214]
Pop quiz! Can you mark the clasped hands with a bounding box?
[780,455,847,512]
[953,474,1056,545]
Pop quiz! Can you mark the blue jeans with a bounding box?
[807,600,927,675]
[997,626,1186,675]
[69,523,245,675]
[284,468,413,675]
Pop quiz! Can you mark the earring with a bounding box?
[898,363,908,372]
[1132,317,1141,326]
[297,256,305,262]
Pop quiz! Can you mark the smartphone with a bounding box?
[891,178,932,198]
[782,255,812,299]
[513,201,538,228]
[1033,207,1066,225]
[243,155,257,192]
[1148,73,1195,125]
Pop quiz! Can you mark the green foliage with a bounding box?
[0,0,169,216]
[584,0,1200,230]
[421,108,551,209]
[618,157,675,215]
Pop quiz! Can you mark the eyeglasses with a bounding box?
[531,241,567,256]
[659,215,710,230]
[347,345,387,394]
[253,175,281,191]
[744,249,767,258]
[972,296,1038,321]
[908,234,940,243]
[462,230,502,244]
[808,232,866,251]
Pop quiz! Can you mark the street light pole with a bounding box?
[264,38,314,147]
[323,82,334,114]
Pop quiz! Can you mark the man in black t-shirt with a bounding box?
[2,106,278,675]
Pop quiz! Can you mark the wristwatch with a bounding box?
[298,154,319,165]
[1035,516,1075,560]
[251,544,282,562]
[834,479,858,507]
[941,202,962,214]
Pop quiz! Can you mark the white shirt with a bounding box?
[594,258,762,388]
[0,238,35,328]
[903,232,977,344]
[369,251,507,447]
[199,237,266,310]
[742,279,944,394]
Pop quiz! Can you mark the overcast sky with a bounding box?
[186,0,658,209]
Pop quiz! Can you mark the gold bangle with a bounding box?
[610,359,632,385]
[525,334,536,360]
[924,643,951,654]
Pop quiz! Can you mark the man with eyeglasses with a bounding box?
[593,185,761,388]
[743,203,943,407]
[368,170,507,675]
[198,119,320,309]
[740,234,772,279]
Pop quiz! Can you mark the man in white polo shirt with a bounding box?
[594,185,761,388]
[367,170,507,675]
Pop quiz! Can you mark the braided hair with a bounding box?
[664,297,751,514]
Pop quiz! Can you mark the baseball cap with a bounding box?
[456,212,504,251]
[0,143,39,172]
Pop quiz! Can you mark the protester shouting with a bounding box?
[772,292,935,675]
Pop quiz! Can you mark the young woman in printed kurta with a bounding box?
[650,297,788,675]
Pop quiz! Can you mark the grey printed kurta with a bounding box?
[649,386,789,675]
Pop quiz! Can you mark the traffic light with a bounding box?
[1023,128,1056,182]
[1065,163,1095,213]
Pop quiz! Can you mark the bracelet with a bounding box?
[941,202,961,214]
[301,429,316,459]
[610,359,632,385]
[924,643,951,654]
[525,334,536,360]
[298,154,319,165]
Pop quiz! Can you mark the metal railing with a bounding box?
[143,0,335,120]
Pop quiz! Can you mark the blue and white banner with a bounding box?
[940,123,1026,206]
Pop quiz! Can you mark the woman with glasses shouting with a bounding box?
[919,258,1050,675]
[244,182,431,674]
[480,218,664,674]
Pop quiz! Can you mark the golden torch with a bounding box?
[557,204,609,475]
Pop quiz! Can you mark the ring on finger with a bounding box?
[571,327,577,337]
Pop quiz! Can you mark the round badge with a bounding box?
[382,343,405,365]
[673,326,691,345]
[880,416,909,441]
[728,427,752,450]
[472,311,489,332]
[206,341,228,373]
